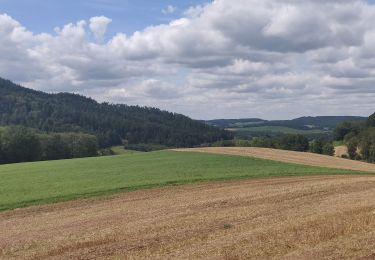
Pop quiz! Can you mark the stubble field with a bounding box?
[1,175,375,259]
[174,147,375,172]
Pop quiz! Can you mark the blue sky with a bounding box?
[0,0,208,36]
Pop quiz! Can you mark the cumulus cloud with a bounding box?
[1,0,375,119]
[89,16,112,41]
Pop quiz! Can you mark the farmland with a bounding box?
[2,149,375,259]
[110,146,141,155]
[0,150,359,211]
[2,175,375,259]
[175,147,375,172]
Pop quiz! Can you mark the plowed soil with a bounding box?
[1,175,375,259]
[174,147,375,172]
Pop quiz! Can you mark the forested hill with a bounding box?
[206,116,366,130]
[0,78,231,148]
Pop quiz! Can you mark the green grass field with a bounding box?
[0,151,363,211]
[227,126,329,135]
[110,146,142,155]
[333,140,345,147]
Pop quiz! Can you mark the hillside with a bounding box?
[0,78,231,148]
[206,116,367,139]
[207,116,366,130]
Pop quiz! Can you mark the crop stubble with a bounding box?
[174,147,375,172]
[1,175,375,259]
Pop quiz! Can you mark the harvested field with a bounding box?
[1,175,375,259]
[174,147,375,172]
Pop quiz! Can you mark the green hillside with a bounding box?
[0,78,231,148]
[0,151,362,211]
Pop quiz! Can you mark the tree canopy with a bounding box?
[334,112,375,162]
[0,126,98,164]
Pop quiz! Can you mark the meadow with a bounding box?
[110,146,142,155]
[0,150,359,211]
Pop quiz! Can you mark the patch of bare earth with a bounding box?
[1,175,375,259]
[174,147,375,172]
[335,145,349,158]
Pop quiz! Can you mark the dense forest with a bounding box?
[0,78,231,149]
[0,126,98,164]
[334,112,375,162]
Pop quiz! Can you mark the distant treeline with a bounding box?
[0,126,98,164]
[206,116,366,130]
[334,112,375,162]
[232,129,331,141]
[212,134,334,155]
[0,77,231,148]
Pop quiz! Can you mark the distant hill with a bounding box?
[264,116,367,130]
[204,118,265,128]
[0,78,231,148]
[206,116,367,139]
[206,116,367,130]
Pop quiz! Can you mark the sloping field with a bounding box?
[1,175,375,259]
[174,147,375,172]
[0,151,357,211]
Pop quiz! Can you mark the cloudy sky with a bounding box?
[1,0,375,119]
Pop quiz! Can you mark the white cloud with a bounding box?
[162,5,177,14]
[1,0,375,119]
[89,16,112,41]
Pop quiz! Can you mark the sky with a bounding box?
[1,0,375,120]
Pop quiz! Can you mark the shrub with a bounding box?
[310,140,324,154]
[322,142,335,156]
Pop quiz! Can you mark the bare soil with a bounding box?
[335,145,348,158]
[174,147,375,172]
[1,175,375,259]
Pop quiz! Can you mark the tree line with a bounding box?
[334,112,375,162]
[211,134,335,155]
[0,126,98,164]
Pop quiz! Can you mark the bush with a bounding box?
[126,143,169,152]
[278,134,309,152]
[211,140,236,147]
[250,137,277,148]
[347,138,358,160]
[322,142,335,156]
[310,140,324,154]
[99,148,115,156]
